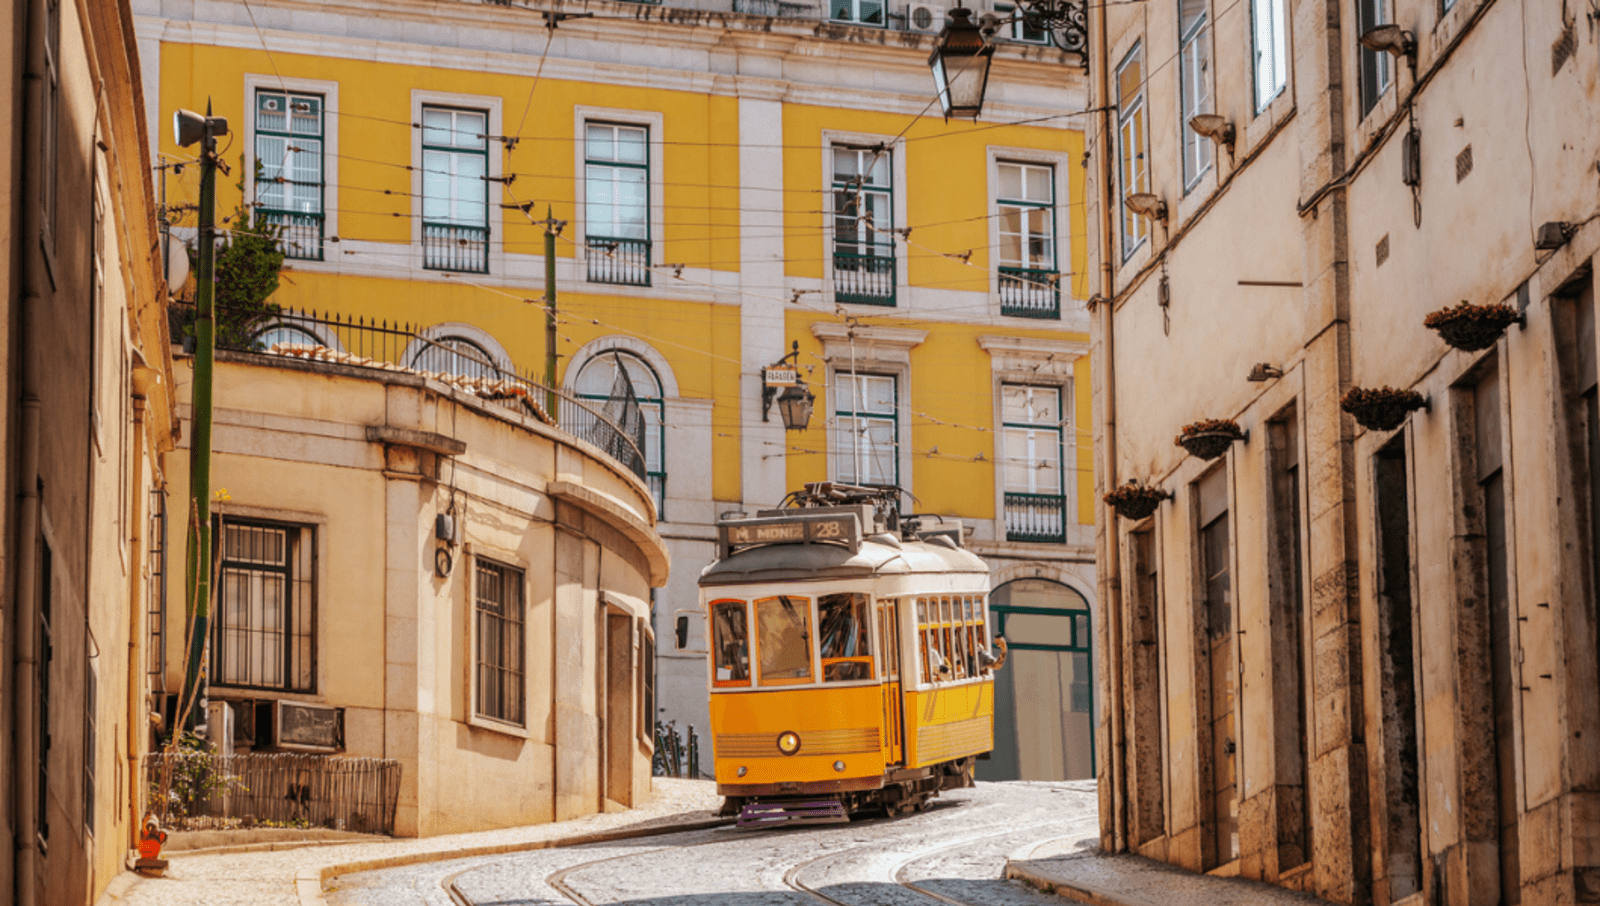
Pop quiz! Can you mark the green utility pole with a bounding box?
[174,102,228,733]
[543,207,562,417]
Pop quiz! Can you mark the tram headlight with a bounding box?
[833,760,846,772]
[777,731,802,755]
[737,766,747,777]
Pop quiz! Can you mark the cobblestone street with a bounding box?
[328,781,1100,906]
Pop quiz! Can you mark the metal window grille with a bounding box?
[421,106,490,273]
[585,123,651,286]
[832,145,896,306]
[833,372,898,486]
[1178,0,1214,190]
[475,559,526,725]
[214,520,316,693]
[255,90,326,261]
[1002,385,1066,543]
[997,162,1059,318]
[148,488,168,692]
[1116,45,1149,261]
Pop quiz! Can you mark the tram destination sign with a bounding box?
[719,512,861,557]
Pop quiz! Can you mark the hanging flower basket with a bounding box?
[1341,386,1428,432]
[1103,481,1171,520]
[1175,418,1245,461]
[1423,301,1521,352]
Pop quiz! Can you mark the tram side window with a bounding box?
[917,600,934,683]
[756,595,814,684]
[819,593,873,682]
[945,597,967,679]
[711,600,750,687]
[969,596,990,673]
[919,597,953,682]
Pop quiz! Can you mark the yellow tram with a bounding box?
[699,483,1004,825]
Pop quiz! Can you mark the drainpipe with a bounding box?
[11,0,47,899]
[1091,0,1129,853]
[127,366,162,848]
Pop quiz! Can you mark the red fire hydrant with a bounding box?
[135,812,169,877]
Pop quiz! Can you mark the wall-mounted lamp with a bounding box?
[1247,363,1283,382]
[1358,24,1417,71]
[928,7,996,121]
[1535,221,1576,251]
[1125,192,1168,222]
[761,341,815,430]
[1188,114,1236,150]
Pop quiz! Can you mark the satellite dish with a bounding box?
[165,240,190,293]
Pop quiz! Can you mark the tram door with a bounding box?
[877,600,904,765]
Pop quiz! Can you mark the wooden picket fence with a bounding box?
[145,752,401,835]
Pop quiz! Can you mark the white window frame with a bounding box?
[1178,0,1215,192]
[573,106,665,294]
[830,0,886,26]
[811,323,925,497]
[987,146,1073,316]
[993,2,1049,42]
[1356,0,1392,117]
[978,335,1087,546]
[821,131,909,307]
[1251,0,1289,111]
[832,371,901,487]
[411,90,504,274]
[243,74,340,267]
[1115,44,1150,263]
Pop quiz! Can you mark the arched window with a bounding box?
[576,351,666,516]
[255,323,324,350]
[978,578,1095,782]
[409,335,500,381]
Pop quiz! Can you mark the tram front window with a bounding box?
[818,593,872,682]
[711,600,750,687]
[756,596,814,684]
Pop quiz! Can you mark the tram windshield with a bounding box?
[818,593,872,682]
[710,600,750,687]
[756,596,814,684]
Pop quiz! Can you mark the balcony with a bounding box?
[833,251,896,306]
[999,266,1060,319]
[261,210,324,261]
[1005,492,1066,543]
[587,236,651,287]
[423,223,489,274]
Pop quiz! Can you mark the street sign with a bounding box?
[764,366,798,387]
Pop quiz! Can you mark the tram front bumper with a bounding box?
[716,775,884,797]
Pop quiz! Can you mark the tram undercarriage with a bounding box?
[719,756,979,827]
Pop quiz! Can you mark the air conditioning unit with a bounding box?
[906,3,946,32]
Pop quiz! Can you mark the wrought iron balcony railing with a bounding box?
[833,250,896,306]
[587,236,651,287]
[1005,492,1067,543]
[260,210,324,261]
[423,223,489,274]
[999,266,1061,319]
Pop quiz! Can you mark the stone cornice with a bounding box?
[976,334,1089,360]
[810,322,929,367]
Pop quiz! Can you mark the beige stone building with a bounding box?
[1084,0,1600,900]
[155,335,667,836]
[1,0,181,903]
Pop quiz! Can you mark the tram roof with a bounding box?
[698,535,987,587]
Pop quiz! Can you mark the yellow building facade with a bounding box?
[136,0,1097,784]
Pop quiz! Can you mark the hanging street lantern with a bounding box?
[762,341,815,431]
[928,7,995,121]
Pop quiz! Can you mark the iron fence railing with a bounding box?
[833,250,896,306]
[999,266,1061,319]
[170,302,649,484]
[144,752,401,834]
[260,210,324,261]
[586,236,651,286]
[423,223,490,274]
[1005,492,1067,543]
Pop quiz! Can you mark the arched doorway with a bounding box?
[978,578,1095,781]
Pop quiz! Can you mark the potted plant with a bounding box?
[1340,386,1427,432]
[1175,418,1245,461]
[1423,301,1521,352]
[1103,480,1171,520]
